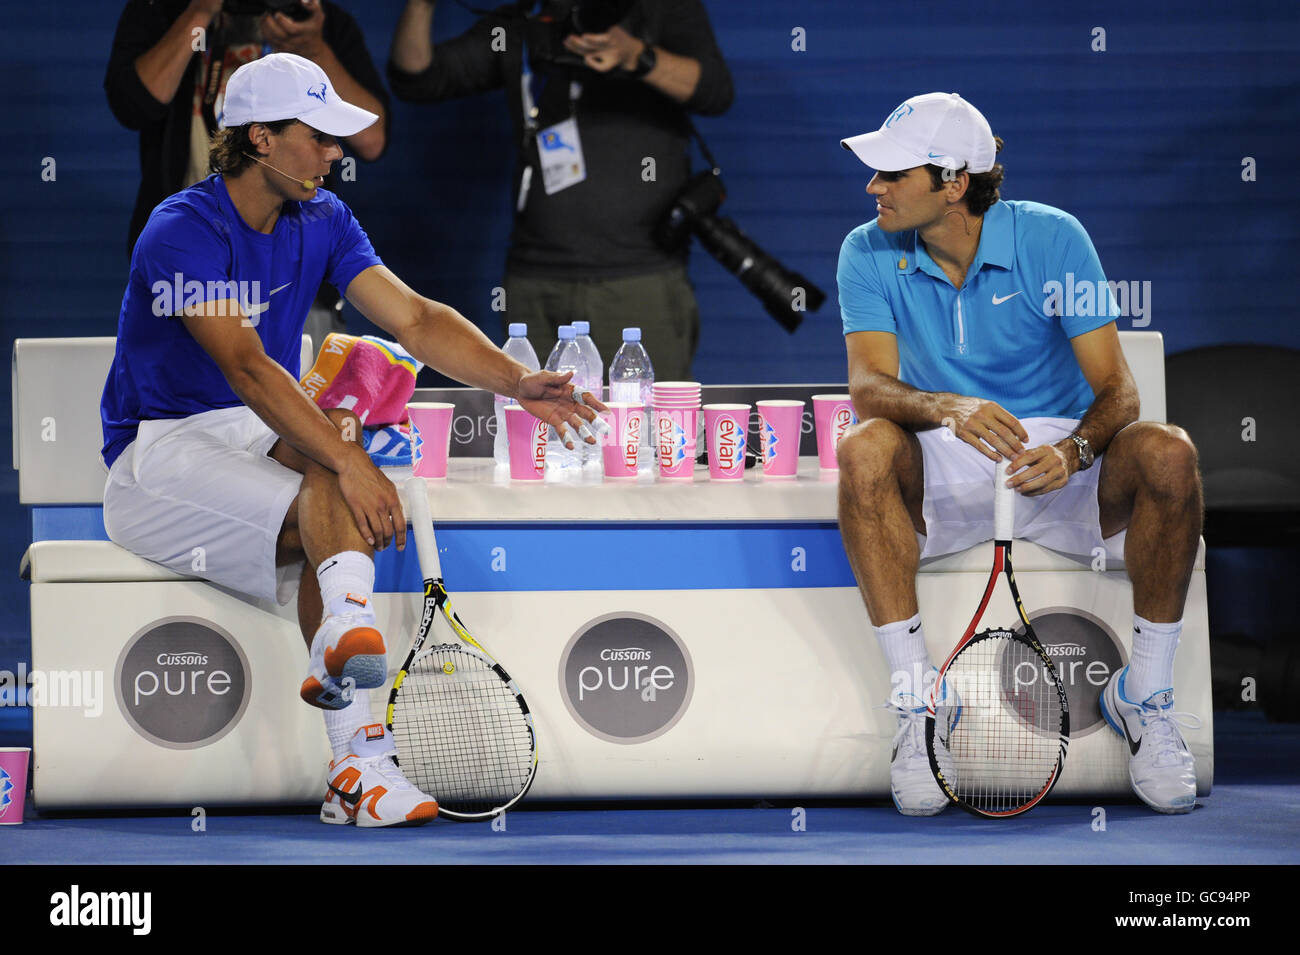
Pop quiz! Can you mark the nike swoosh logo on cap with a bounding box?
[992,292,1022,305]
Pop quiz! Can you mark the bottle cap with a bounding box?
[558,326,576,340]
[573,321,591,334]
[508,323,527,337]
[622,327,641,342]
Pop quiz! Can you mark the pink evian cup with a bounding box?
[757,400,805,479]
[654,406,699,481]
[812,394,857,470]
[504,405,548,481]
[600,402,644,480]
[0,747,31,824]
[703,404,750,481]
[407,402,456,479]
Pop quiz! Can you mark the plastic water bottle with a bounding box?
[571,321,604,401]
[608,327,654,457]
[571,321,603,467]
[543,325,588,473]
[494,323,541,468]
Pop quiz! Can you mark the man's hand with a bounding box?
[262,0,327,60]
[1004,441,1075,497]
[943,396,1028,461]
[562,26,644,73]
[516,369,609,449]
[336,443,407,551]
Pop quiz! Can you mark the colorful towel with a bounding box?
[300,333,422,427]
[363,423,413,468]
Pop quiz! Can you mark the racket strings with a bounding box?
[935,633,1064,815]
[390,647,534,815]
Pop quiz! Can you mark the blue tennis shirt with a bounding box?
[838,199,1119,419]
[101,174,382,468]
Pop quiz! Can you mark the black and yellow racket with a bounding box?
[925,468,1070,817]
[386,478,538,820]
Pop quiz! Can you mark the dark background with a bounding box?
[2,0,1298,732]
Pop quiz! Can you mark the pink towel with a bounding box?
[300,334,422,427]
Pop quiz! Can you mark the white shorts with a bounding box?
[102,406,304,604]
[916,417,1126,563]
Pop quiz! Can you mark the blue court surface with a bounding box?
[3,710,1297,865]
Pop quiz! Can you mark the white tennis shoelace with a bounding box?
[1139,707,1202,768]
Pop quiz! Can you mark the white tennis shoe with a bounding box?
[300,608,388,710]
[1100,666,1200,814]
[883,672,960,817]
[320,725,439,827]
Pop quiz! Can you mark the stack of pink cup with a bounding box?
[651,381,701,481]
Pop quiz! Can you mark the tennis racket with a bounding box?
[925,467,1070,817]
[386,477,538,820]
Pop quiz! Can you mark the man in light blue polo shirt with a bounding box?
[834,92,1204,816]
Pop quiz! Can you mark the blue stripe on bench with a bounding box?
[29,507,855,592]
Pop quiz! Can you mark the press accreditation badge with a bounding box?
[537,118,586,195]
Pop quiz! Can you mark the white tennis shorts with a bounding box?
[102,406,303,604]
[916,417,1126,563]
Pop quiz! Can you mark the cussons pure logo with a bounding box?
[712,417,745,471]
[559,614,693,744]
[1013,609,1125,737]
[114,618,251,749]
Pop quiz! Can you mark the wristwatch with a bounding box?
[1069,433,1094,471]
[630,42,657,78]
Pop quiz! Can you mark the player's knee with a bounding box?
[325,408,364,444]
[837,417,906,482]
[1138,422,1200,497]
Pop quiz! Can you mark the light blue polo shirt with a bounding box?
[837,200,1119,419]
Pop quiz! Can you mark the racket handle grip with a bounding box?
[404,477,439,579]
[993,463,1016,542]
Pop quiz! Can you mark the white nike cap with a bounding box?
[219,52,378,137]
[841,92,996,174]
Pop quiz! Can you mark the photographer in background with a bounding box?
[389,0,733,381]
[106,0,390,346]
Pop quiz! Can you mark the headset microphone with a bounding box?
[243,153,317,191]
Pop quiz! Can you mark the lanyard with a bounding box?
[519,34,581,143]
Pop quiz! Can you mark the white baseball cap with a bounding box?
[841,92,996,174]
[219,52,378,137]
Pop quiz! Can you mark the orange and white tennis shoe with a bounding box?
[300,610,388,710]
[320,725,439,827]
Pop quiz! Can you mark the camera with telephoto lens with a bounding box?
[223,0,313,21]
[525,0,639,66]
[656,169,826,334]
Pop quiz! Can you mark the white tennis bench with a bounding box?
[13,332,1211,810]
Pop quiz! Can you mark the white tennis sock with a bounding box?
[1125,615,1181,702]
[324,689,376,761]
[317,551,375,619]
[874,613,932,704]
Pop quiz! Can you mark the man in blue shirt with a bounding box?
[101,53,604,827]
[835,93,1203,816]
